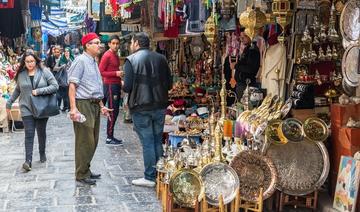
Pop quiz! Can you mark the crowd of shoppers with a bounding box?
[6,32,172,188]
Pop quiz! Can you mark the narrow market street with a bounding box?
[0,112,161,212]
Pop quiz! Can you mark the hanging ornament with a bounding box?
[204,1,217,44]
[239,3,267,41]
[271,0,294,43]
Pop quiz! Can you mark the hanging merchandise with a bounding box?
[239,5,267,41]
[98,1,121,33]
[0,0,25,38]
[185,0,207,33]
[0,0,14,9]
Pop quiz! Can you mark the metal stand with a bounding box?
[201,194,227,212]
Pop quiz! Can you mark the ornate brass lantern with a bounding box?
[272,0,294,43]
[204,2,217,44]
[239,6,267,41]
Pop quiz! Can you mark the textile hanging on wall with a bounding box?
[261,43,287,99]
[0,0,14,9]
[0,0,25,38]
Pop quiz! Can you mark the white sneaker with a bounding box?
[131,178,155,187]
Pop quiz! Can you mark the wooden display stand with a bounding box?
[166,191,200,212]
[277,191,318,212]
[156,172,169,212]
[330,104,360,211]
[201,194,227,212]
[231,188,263,212]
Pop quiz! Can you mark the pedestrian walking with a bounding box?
[6,50,59,171]
[122,32,172,187]
[68,33,112,185]
[99,35,124,145]
[53,47,74,112]
[45,45,61,75]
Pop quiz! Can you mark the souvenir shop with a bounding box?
[103,0,359,211]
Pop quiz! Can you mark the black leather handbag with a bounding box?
[30,71,59,118]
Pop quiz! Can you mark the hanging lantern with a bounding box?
[239,6,267,41]
[204,2,217,44]
[272,0,294,43]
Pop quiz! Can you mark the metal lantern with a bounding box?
[204,15,217,44]
[272,0,294,42]
[239,6,267,41]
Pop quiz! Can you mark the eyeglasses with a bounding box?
[25,60,36,64]
[88,41,101,45]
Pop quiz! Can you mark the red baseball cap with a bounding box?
[81,32,99,46]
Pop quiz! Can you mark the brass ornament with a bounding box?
[239,6,267,40]
[278,118,304,143]
[303,117,329,142]
[271,0,294,42]
[169,169,204,208]
[265,120,284,145]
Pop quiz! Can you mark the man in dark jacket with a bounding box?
[123,32,172,187]
[232,31,260,99]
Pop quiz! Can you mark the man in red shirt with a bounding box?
[99,35,124,145]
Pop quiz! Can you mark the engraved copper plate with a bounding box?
[169,169,203,208]
[200,162,239,206]
[340,0,360,42]
[230,151,278,202]
[342,44,360,87]
[266,140,330,196]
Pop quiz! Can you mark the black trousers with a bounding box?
[57,86,69,110]
[22,116,49,162]
[102,84,121,139]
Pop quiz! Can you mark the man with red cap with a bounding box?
[68,32,113,185]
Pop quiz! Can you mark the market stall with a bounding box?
[101,0,360,211]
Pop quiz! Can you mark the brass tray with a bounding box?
[340,0,360,42]
[303,117,329,142]
[266,119,286,145]
[278,118,304,143]
[230,151,278,202]
[266,140,330,196]
[200,162,239,206]
[169,169,204,208]
[342,44,360,87]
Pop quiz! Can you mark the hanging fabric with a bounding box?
[0,0,14,9]
[0,0,25,38]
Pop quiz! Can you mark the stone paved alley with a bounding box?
[0,112,161,212]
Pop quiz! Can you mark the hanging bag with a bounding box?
[30,71,59,118]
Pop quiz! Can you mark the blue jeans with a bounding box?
[132,109,165,182]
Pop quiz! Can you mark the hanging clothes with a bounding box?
[261,43,287,99]
[185,0,207,33]
[0,0,25,38]
[0,0,14,9]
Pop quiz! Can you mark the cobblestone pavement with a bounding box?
[0,112,161,212]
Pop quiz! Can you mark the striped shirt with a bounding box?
[67,52,104,99]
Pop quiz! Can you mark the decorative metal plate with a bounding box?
[342,44,360,87]
[303,117,329,142]
[200,162,239,206]
[266,140,330,196]
[279,118,304,143]
[169,169,203,208]
[340,0,360,42]
[342,78,356,97]
[230,150,278,202]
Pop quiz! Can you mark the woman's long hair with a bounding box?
[14,50,42,82]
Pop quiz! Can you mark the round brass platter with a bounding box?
[266,140,330,196]
[169,169,203,208]
[278,118,304,143]
[200,162,239,206]
[303,117,329,142]
[230,150,278,202]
